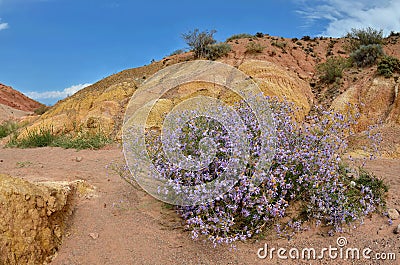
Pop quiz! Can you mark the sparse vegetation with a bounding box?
[10,126,57,148]
[53,130,111,150]
[245,42,264,53]
[34,105,50,115]
[350,44,384,67]
[182,29,217,59]
[255,32,264,38]
[226,33,254,42]
[181,29,231,60]
[204,43,231,60]
[377,55,400,78]
[7,126,111,149]
[169,49,185,56]
[317,56,350,84]
[389,31,400,37]
[301,35,311,41]
[356,168,388,201]
[345,27,384,52]
[271,40,287,49]
[0,120,19,138]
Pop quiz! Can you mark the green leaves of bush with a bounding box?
[345,27,383,52]
[226,33,254,42]
[377,55,400,78]
[245,42,264,53]
[350,44,384,67]
[317,56,350,84]
[7,126,111,150]
[182,29,217,59]
[182,29,231,60]
[204,43,231,60]
[0,121,19,139]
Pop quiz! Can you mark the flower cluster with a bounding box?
[142,97,387,246]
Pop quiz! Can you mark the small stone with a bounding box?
[75,157,83,162]
[54,225,62,238]
[89,232,99,239]
[394,224,400,234]
[388,209,400,220]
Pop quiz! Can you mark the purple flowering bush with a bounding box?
[143,97,387,246]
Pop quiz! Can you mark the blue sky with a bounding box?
[0,0,399,105]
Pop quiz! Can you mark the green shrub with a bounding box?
[345,27,383,52]
[317,56,350,84]
[350,44,384,67]
[356,168,388,201]
[204,43,231,60]
[226,33,254,42]
[53,130,111,150]
[245,42,264,53]
[377,55,400,77]
[14,126,56,148]
[169,49,185,56]
[182,29,217,59]
[389,31,400,37]
[271,40,287,49]
[301,35,311,41]
[0,120,19,138]
[255,32,264,38]
[7,126,111,150]
[33,105,50,115]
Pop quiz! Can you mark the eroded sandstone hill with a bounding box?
[21,33,400,155]
[0,83,43,112]
[0,83,44,122]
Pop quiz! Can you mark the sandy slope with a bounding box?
[0,103,32,122]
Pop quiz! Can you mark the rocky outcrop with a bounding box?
[331,76,399,131]
[332,75,400,158]
[238,60,314,120]
[0,175,76,265]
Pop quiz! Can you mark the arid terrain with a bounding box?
[1,32,400,264]
[0,83,43,122]
[0,145,399,264]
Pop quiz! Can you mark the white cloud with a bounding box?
[297,0,400,37]
[0,22,8,30]
[0,17,8,31]
[27,83,92,100]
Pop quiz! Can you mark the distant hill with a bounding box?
[0,83,43,112]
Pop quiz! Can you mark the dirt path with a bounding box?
[1,146,399,265]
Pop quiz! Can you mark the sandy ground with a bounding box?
[0,145,400,265]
